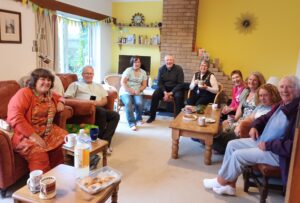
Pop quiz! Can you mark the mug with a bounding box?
[27,170,43,193]
[212,103,218,110]
[64,133,77,147]
[198,116,206,126]
[227,115,235,124]
[39,176,56,200]
[90,128,99,141]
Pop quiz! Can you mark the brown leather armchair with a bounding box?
[57,73,118,125]
[0,80,73,197]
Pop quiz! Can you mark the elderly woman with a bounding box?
[203,75,300,196]
[213,83,281,154]
[7,68,67,172]
[221,70,246,120]
[186,59,219,106]
[120,56,147,131]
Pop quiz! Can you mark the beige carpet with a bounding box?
[0,112,284,203]
[106,112,284,203]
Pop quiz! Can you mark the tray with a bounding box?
[76,166,122,194]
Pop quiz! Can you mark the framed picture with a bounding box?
[0,9,22,43]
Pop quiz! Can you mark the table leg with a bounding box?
[172,129,180,159]
[204,137,213,165]
[103,146,108,166]
[111,184,119,203]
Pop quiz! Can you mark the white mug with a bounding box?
[27,170,43,193]
[64,133,77,147]
[212,103,218,110]
[198,116,206,126]
[39,176,56,199]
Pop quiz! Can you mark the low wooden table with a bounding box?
[62,139,109,167]
[169,105,221,165]
[12,164,121,203]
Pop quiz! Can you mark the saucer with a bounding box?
[183,114,197,121]
[39,191,56,200]
[205,118,216,123]
[63,143,74,148]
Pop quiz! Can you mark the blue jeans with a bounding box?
[120,94,143,127]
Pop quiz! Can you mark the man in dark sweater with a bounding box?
[147,55,184,123]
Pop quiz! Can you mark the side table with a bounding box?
[62,139,108,167]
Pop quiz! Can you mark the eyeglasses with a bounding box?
[83,72,94,75]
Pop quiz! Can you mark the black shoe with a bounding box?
[90,155,101,170]
[146,117,155,123]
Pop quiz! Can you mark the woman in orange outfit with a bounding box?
[7,68,67,172]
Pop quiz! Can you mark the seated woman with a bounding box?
[186,59,219,106]
[120,56,147,131]
[7,68,68,173]
[213,83,281,154]
[221,70,246,121]
[203,75,300,196]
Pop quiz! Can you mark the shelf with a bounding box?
[117,24,162,29]
[117,43,160,50]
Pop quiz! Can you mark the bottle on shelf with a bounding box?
[74,129,90,178]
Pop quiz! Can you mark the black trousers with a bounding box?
[149,87,184,119]
[95,107,120,147]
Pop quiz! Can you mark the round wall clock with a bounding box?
[235,12,257,34]
[131,13,145,26]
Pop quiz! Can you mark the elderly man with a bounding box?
[203,75,300,196]
[64,66,120,154]
[146,55,185,123]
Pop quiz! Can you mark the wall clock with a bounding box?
[131,13,145,26]
[235,12,257,34]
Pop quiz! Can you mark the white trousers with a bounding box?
[218,138,279,181]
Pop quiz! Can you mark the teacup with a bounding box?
[198,116,206,126]
[64,133,77,147]
[27,170,43,193]
[198,80,205,87]
[39,176,56,200]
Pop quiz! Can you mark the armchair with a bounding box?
[0,80,73,197]
[57,73,118,124]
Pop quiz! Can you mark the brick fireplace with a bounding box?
[160,0,232,96]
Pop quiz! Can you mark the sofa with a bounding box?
[0,80,73,197]
[56,73,118,125]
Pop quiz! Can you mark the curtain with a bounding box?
[34,12,56,70]
[90,23,101,83]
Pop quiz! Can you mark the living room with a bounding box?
[1,0,300,202]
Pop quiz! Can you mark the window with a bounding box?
[57,14,100,81]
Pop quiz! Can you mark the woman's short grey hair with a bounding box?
[280,75,300,97]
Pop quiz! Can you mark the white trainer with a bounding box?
[212,185,236,196]
[203,178,221,189]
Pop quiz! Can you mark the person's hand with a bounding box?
[258,142,266,151]
[134,90,140,95]
[29,133,46,148]
[129,88,135,95]
[222,106,231,114]
[56,101,64,112]
[194,79,199,85]
[249,128,259,140]
[234,125,241,137]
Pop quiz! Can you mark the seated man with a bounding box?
[64,66,120,154]
[147,55,185,123]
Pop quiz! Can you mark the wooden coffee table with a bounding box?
[62,139,109,167]
[169,105,221,165]
[12,164,121,203]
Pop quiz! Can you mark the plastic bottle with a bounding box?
[148,76,152,87]
[74,129,90,178]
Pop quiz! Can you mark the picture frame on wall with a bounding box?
[0,9,22,43]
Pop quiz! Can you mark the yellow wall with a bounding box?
[196,0,300,79]
[112,2,162,79]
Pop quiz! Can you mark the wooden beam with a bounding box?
[16,0,116,22]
